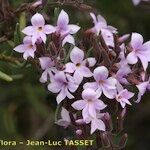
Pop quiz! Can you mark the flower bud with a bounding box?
[104,112,113,131]
[119,133,128,148]
[101,133,111,148]
[75,119,85,125]
[76,129,82,136]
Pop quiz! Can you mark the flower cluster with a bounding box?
[13,9,150,136]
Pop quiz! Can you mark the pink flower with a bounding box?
[84,66,117,99]
[55,10,80,46]
[48,71,78,104]
[55,107,71,128]
[90,12,117,48]
[127,33,150,71]
[14,36,36,60]
[22,13,55,44]
[39,57,57,83]
[72,88,107,121]
[116,89,134,108]
[65,47,96,84]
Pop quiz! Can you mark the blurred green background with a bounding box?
[0,0,150,149]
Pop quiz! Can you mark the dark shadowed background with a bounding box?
[0,0,150,149]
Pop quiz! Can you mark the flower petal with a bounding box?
[72,100,86,110]
[22,26,35,36]
[44,25,56,34]
[14,44,27,53]
[48,82,61,93]
[31,13,45,26]
[70,47,84,64]
[57,10,69,30]
[39,57,54,70]
[65,63,76,73]
[82,88,97,100]
[130,33,143,50]
[102,87,116,99]
[56,88,67,104]
[73,70,83,84]
[94,66,108,82]
[79,66,93,77]
[83,82,98,90]
[68,24,80,34]
[127,51,138,64]
[62,34,75,46]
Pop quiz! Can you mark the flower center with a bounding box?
[38,27,43,31]
[99,80,105,84]
[28,44,33,49]
[76,63,81,67]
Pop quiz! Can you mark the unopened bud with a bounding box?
[76,129,82,136]
[119,34,130,43]
[75,119,85,125]
[101,133,110,148]
[119,133,128,148]
[104,112,113,131]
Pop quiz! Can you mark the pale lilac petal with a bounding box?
[66,89,74,99]
[102,87,116,99]
[57,10,69,30]
[95,88,103,98]
[14,45,27,53]
[121,98,132,105]
[90,13,97,25]
[127,51,138,64]
[88,103,96,118]
[70,47,84,64]
[82,105,90,122]
[39,57,54,70]
[61,107,71,122]
[27,49,35,58]
[141,41,150,51]
[94,100,107,110]
[31,13,45,26]
[68,82,78,93]
[104,77,117,89]
[73,70,83,84]
[39,70,48,83]
[72,100,86,110]
[23,52,30,60]
[79,66,93,77]
[62,35,75,46]
[68,25,80,34]
[131,33,143,49]
[39,32,46,43]
[55,119,70,128]
[65,63,76,73]
[22,26,34,35]
[85,58,96,67]
[56,89,67,104]
[23,36,33,44]
[82,88,97,100]
[83,82,98,90]
[94,66,108,82]
[44,25,56,34]
[91,119,105,134]
[32,35,38,45]
[97,14,107,26]
[55,71,67,83]
[48,82,62,93]
[120,101,126,108]
[138,54,149,71]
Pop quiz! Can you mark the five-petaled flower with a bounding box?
[72,88,107,121]
[84,66,117,99]
[127,33,150,71]
[22,13,56,45]
[55,10,80,46]
[116,89,134,108]
[90,12,117,48]
[48,71,78,104]
[14,36,36,60]
[65,47,96,84]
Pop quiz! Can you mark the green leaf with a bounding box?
[0,71,13,82]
